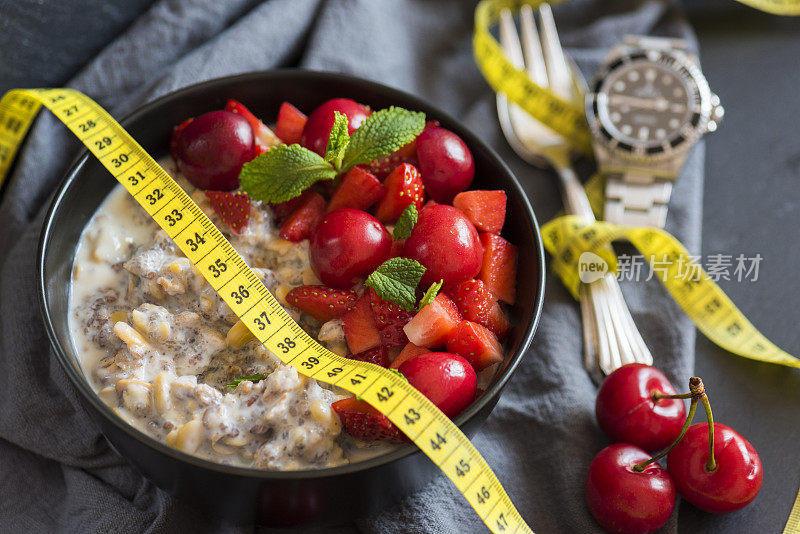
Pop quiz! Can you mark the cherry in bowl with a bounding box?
[416,126,475,203]
[172,110,255,191]
[309,208,391,288]
[403,204,483,286]
[301,98,370,156]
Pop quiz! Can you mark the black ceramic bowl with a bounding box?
[38,70,545,527]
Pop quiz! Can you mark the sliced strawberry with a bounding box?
[446,320,503,371]
[403,293,462,348]
[170,117,193,163]
[342,294,382,353]
[479,233,517,304]
[368,288,413,348]
[205,191,251,234]
[327,167,385,213]
[374,163,425,224]
[285,285,357,323]
[486,301,511,339]
[225,99,277,152]
[446,279,493,325]
[269,190,311,222]
[453,190,507,234]
[332,397,401,442]
[279,192,326,242]
[347,345,390,367]
[274,101,307,145]
[390,342,430,369]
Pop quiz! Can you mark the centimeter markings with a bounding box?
[0,88,532,534]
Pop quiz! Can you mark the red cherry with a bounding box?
[403,204,483,286]
[309,209,391,288]
[596,363,687,453]
[398,352,477,418]
[301,98,371,156]
[585,443,676,534]
[667,423,763,513]
[173,110,255,190]
[416,126,475,203]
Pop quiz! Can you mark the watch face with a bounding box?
[589,51,708,157]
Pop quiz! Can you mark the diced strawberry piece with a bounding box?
[269,190,311,222]
[374,163,425,224]
[479,233,517,304]
[453,190,507,234]
[368,288,413,348]
[446,279,493,325]
[403,293,462,348]
[347,345,390,367]
[342,294,382,353]
[486,301,511,339]
[366,154,418,181]
[279,192,326,242]
[274,102,307,145]
[422,199,438,211]
[327,167,385,213]
[205,191,251,234]
[332,397,401,442]
[285,285,357,323]
[170,117,193,163]
[390,342,430,369]
[225,99,277,152]
[446,320,503,371]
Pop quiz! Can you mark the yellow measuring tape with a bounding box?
[0,88,531,534]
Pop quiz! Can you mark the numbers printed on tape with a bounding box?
[0,87,533,534]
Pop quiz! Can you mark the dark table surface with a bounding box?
[2,0,799,532]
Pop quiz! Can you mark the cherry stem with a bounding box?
[633,376,710,473]
[652,391,693,401]
[699,386,717,472]
[633,396,697,472]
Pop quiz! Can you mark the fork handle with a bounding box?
[555,165,596,221]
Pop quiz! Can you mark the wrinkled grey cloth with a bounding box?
[0,0,700,532]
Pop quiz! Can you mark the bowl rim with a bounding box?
[37,69,546,480]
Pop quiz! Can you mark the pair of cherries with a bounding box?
[586,364,763,534]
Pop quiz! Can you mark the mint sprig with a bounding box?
[239,106,425,204]
[364,257,426,312]
[393,204,418,241]
[239,145,336,203]
[324,111,350,170]
[341,107,425,171]
[226,373,266,388]
[418,279,443,310]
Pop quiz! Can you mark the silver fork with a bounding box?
[496,4,653,377]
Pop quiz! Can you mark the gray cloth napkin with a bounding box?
[0,0,701,532]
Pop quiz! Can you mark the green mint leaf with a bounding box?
[364,257,426,312]
[393,204,418,241]
[341,106,425,171]
[226,373,266,388]
[239,144,337,203]
[324,111,350,169]
[418,279,443,310]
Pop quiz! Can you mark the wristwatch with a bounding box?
[585,35,724,228]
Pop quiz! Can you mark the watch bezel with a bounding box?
[586,47,713,163]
